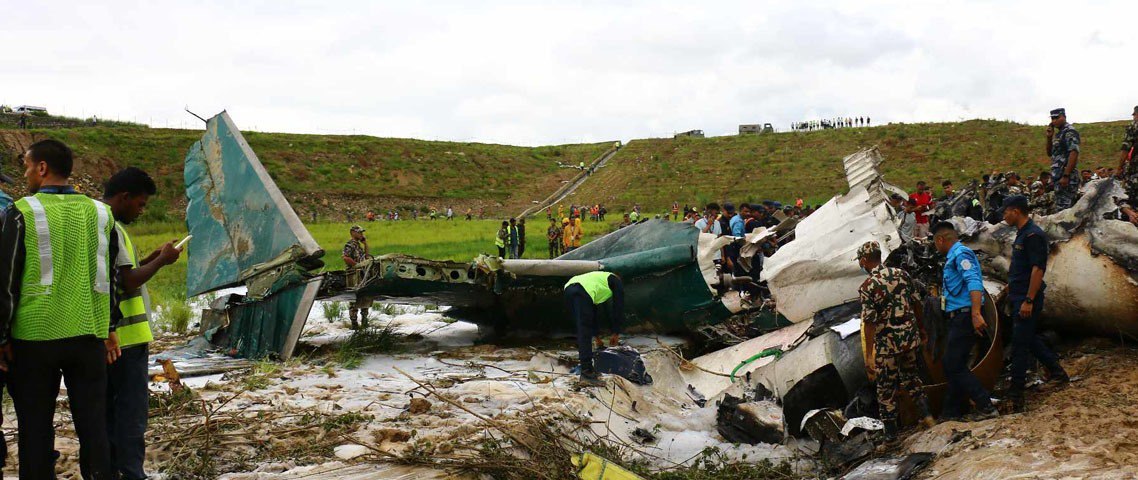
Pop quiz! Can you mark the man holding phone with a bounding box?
[1002,196,1069,412]
[932,221,998,421]
[102,167,183,480]
[1046,108,1080,211]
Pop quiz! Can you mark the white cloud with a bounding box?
[0,0,1135,145]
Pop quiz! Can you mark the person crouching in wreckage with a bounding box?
[855,241,936,444]
[563,271,624,385]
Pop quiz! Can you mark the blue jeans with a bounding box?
[1009,294,1064,391]
[107,344,150,480]
[942,310,993,417]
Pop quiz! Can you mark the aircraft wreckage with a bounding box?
[183,112,1138,434]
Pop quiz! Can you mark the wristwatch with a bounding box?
[1024,297,1034,304]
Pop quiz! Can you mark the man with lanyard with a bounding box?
[1002,195,1069,412]
[342,225,372,329]
[563,271,624,385]
[0,139,120,478]
[1046,108,1081,211]
[932,221,998,421]
[102,167,183,480]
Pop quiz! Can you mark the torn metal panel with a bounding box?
[183,111,323,297]
[202,279,320,360]
[950,178,1138,336]
[761,149,903,323]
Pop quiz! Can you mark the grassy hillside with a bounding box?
[571,119,1132,213]
[0,123,615,220]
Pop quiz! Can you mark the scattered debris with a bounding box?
[716,395,784,445]
[407,398,432,415]
[840,453,933,480]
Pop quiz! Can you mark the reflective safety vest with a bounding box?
[565,271,615,305]
[115,225,153,347]
[495,229,506,248]
[13,194,113,341]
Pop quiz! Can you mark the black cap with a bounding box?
[1003,194,1030,212]
[932,220,957,235]
[1050,108,1065,118]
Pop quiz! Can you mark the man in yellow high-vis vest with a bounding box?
[563,271,625,384]
[0,139,122,478]
[102,167,182,480]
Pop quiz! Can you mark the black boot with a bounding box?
[882,419,898,442]
[915,398,937,429]
[1007,388,1025,413]
[1046,368,1070,387]
[579,361,603,386]
[350,316,360,330]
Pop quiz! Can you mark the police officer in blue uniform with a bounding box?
[932,222,999,421]
[1002,195,1069,412]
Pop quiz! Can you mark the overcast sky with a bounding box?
[2,0,1136,145]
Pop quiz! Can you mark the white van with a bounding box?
[14,105,47,114]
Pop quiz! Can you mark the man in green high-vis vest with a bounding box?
[103,167,182,480]
[563,271,625,384]
[0,139,123,479]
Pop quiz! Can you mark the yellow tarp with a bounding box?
[572,452,645,480]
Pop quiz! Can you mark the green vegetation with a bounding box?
[574,119,1134,212]
[321,301,345,323]
[333,324,405,369]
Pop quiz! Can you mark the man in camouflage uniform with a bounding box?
[856,242,936,442]
[1117,105,1138,226]
[1047,108,1081,210]
[1005,171,1025,197]
[1028,181,1055,216]
[547,218,563,258]
[342,225,372,329]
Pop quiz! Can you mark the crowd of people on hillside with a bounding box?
[792,116,871,131]
[361,205,486,222]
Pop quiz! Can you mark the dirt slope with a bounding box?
[908,340,1138,479]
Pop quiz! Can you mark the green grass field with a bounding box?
[128,218,612,316]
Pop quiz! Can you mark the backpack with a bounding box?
[594,346,653,385]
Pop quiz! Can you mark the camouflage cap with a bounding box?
[350,225,366,233]
[856,241,881,260]
[1050,107,1065,118]
[1030,181,1044,190]
[1133,105,1138,115]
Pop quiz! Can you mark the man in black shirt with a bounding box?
[1001,196,1069,413]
